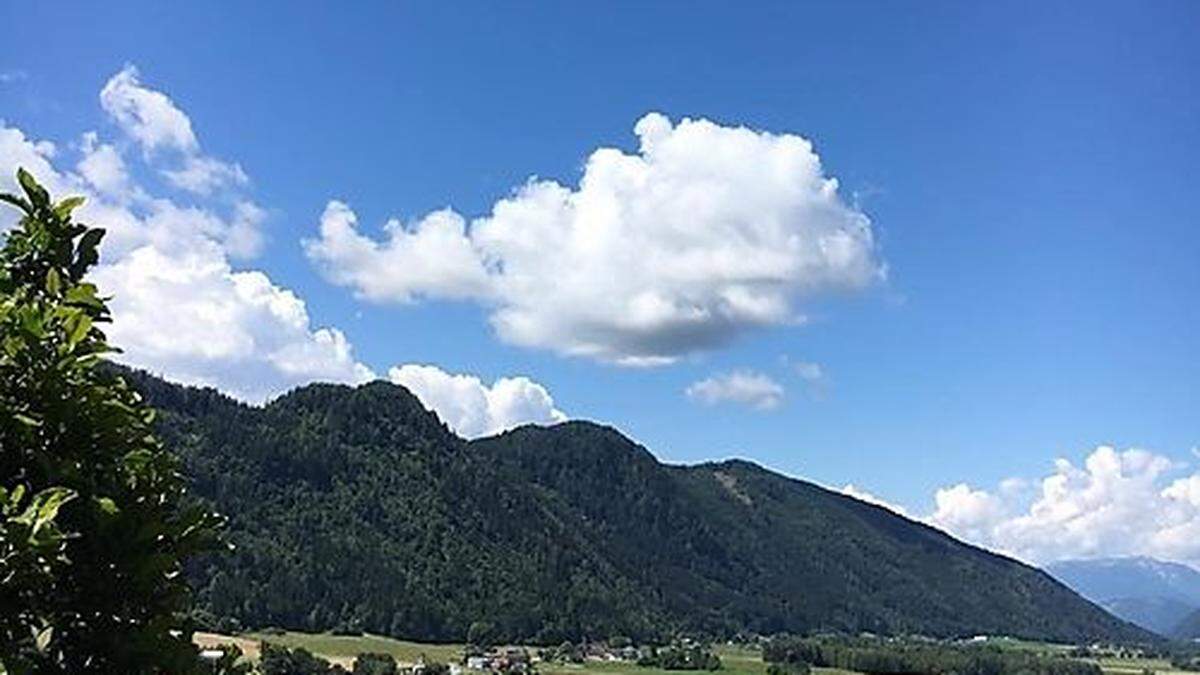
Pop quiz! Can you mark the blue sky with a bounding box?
[2,2,1198,564]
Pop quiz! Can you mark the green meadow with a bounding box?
[196,631,1182,675]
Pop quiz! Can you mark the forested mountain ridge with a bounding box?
[119,368,1152,645]
[476,424,1149,642]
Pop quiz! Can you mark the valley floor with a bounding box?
[193,631,1188,675]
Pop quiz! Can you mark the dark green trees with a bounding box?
[259,644,341,675]
[468,621,498,649]
[0,170,222,673]
[353,653,399,675]
[762,635,1105,675]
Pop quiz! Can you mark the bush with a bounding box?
[260,644,336,675]
[355,652,398,675]
[468,621,497,648]
[0,169,223,673]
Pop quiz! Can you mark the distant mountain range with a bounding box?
[120,367,1151,645]
[1047,557,1200,639]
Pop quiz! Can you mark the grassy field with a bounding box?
[240,630,462,665]
[1091,655,1189,675]
[195,633,817,673]
[193,630,1182,675]
[536,646,771,675]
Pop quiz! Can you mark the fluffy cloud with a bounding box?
[841,484,912,517]
[89,245,373,402]
[100,65,247,195]
[930,483,1008,545]
[928,445,1200,567]
[100,65,198,153]
[77,132,131,197]
[309,201,492,303]
[306,113,883,365]
[1,67,373,402]
[388,364,566,439]
[685,370,784,410]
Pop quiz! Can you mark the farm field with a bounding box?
[195,632,825,672]
[192,630,1178,675]
[241,630,462,665]
[537,645,776,675]
[1091,655,1190,675]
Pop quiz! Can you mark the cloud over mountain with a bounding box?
[929,445,1200,568]
[388,364,566,439]
[0,67,582,429]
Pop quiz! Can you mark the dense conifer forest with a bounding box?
[119,369,1151,646]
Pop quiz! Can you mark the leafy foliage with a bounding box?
[468,621,498,649]
[259,643,343,675]
[353,652,398,675]
[0,170,222,673]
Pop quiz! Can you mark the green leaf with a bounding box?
[53,195,86,218]
[7,484,26,510]
[16,168,49,208]
[65,282,104,309]
[45,268,62,295]
[32,487,77,533]
[34,625,54,652]
[18,308,47,339]
[66,312,93,347]
[94,496,120,516]
[77,227,104,258]
[71,228,106,278]
[0,191,31,213]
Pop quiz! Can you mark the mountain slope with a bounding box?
[476,423,1148,642]
[1047,558,1200,637]
[1171,608,1200,641]
[123,369,1151,644]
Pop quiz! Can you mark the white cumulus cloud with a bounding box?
[308,201,492,303]
[89,244,373,402]
[2,67,372,402]
[841,483,912,517]
[100,65,198,153]
[100,65,247,196]
[305,113,883,365]
[77,131,131,198]
[685,370,784,410]
[927,445,1200,567]
[388,364,566,439]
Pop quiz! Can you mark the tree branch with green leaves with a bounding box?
[0,169,224,674]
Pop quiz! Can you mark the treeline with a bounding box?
[763,635,1103,675]
[257,644,441,675]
